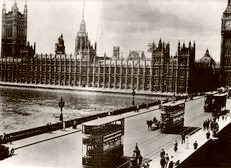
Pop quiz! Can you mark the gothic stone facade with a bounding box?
[1,1,35,58]
[221,0,231,86]
[0,40,195,94]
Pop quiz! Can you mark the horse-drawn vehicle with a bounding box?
[146,117,161,130]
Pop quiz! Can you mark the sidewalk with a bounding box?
[7,104,160,150]
[149,102,231,168]
[0,97,205,168]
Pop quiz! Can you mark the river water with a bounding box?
[0,86,160,134]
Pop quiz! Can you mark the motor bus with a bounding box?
[160,100,185,133]
[82,115,125,168]
[204,92,227,116]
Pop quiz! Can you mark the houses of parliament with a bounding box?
[0,1,223,95]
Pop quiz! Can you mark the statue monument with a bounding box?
[55,34,65,55]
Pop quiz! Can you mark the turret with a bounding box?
[34,42,36,55]
[158,38,162,48]
[2,1,6,15]
[12,0,18,14]
[193,41,196,54]
[24,0,28,16]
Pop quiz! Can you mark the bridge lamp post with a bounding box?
[58,97,65,122]
[132,88,136,105]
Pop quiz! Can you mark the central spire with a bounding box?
[79,0,86,33]
[12,0,18,11]
[82,0,85,21]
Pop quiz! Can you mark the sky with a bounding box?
[0,0,229,62]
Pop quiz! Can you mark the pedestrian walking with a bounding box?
[63,121,66,131]
[160,149,165,158]
[174,140,178,152]
[168,156,174,168]
[193,141,198,150]
[185,137,189,149]
[208,119,212,130]
[160,157,166,168]
[1,132,6,144]
[203,121,206,130]
[49,122,52,133]
[143,161,150,168]
[72,120,77,129]
[181,133,186,144]
[206,131,210,139]
[165,153,169,168]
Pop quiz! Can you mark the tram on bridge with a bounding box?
[160,100,185,133]
[82,115,125,168]
[204,91,218,112]
[204,92,227,116]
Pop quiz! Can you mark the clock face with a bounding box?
[225,20,231,30]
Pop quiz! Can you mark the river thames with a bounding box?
[0,86,160,134]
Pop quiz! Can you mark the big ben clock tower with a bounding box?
[221,0,231,86]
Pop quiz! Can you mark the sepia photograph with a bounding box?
[0,0,231,167]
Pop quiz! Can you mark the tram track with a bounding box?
[123,102,203,154]
[117,99,209,168]
[14,97,205,168]
[124,114,202,159]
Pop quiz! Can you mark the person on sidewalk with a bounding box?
[63,121,66,131]
[174,140,178,152]
[168,156,174,168]
[160,156,166,168]
[206,131,211,139]
[222,115,225,121]
[143,161,150,168]
[185,137,189,149]
[160,149,165,158]
[181,133,186,144]
[165,153,170,168]
[193,141,198,150]
[49,122,52,133]
[203,120,206,130]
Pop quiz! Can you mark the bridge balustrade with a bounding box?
[0,100,161,144]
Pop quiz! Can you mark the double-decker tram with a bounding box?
[204,91,218,112]
[160,101,185,133]
[204,92,227,116]
[82,115,125,168]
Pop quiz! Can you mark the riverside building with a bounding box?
[1,1,35,58]
[221,0,231,87]
[0,1,196,94]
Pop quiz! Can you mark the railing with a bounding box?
[0,100,161,144]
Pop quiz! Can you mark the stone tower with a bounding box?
[1,1,28,57]
[221,0,231,86]
[151,39,170,92]
[74,0,96,63]
[113,46,120,59]
[177,41,195,93]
